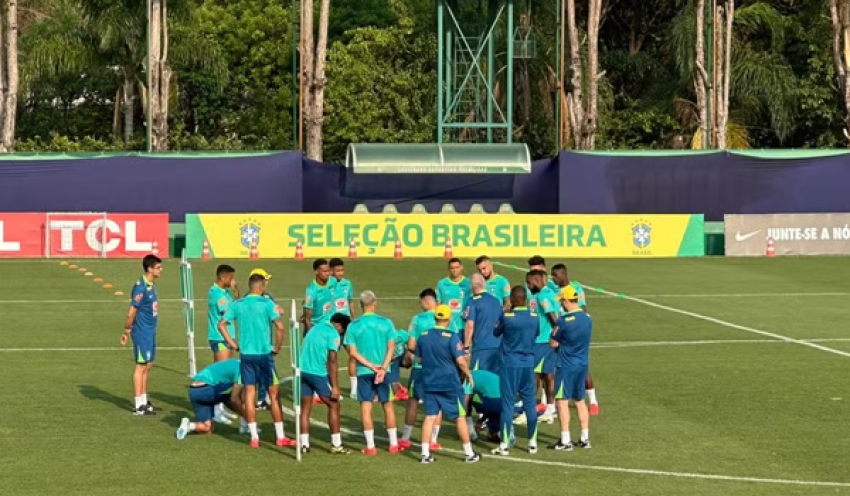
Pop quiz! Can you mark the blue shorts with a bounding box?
[301,372,332,398]
[386,356,403,385]
[189,383,234,422]
[423,388,466,421]
[534,343,556,375]
[470,348,500,373]
[408,368,424,400]
[357,374,392,403]
[240,354,279,388]
[208,340,232,353]
[554,368,587,401]
[131,332,156,364]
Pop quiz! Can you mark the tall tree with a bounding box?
[0,0,18,151]
[301,0,331,160]
[830,0,850,144]
[148,0,170,150]
[563,0,604,150]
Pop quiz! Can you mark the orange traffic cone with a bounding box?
[295,239,304,260]
[202,239,211,259]
[151,241,159,256]
[249,240,259,259]
[348,238,358,258]
[443,238,453,259]
[394,239,403,259]
[766,237,776,258]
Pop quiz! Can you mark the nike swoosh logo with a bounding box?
[735,230,762,242]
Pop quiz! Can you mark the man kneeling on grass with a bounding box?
[176,359,243,439]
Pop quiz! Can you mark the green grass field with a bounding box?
[2,256,849,495]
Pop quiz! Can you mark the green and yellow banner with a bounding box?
[185,213,704,258]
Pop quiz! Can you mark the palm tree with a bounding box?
[22,0,224,144]
[666,0,797,147]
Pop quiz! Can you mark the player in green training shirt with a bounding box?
[328,258,360,400]
[176,359,243,439]
[304,258,337,333]
[343,290,400,455]
[551,263,599,416]
[475,255,511,309]
[219,274,295,449]
[298,313,352,454]
[249,267,277,410]
[436,257,472,331]
[207,264,240,361]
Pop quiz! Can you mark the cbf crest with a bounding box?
[240,218,261,249]
[631,219,652,249]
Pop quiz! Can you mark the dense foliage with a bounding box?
[15,0,846,158]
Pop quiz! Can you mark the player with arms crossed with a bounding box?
[120,254,162,415]
[344,291,401,455]
[176,358,244,439]
[416,304,481,464]
[328,258,360,399]
[400,288,449,451]
[475,255,511,309]
[436,257,472,331]
[298,313,353,454]
[549,286,593,450]
[492,286,540,456]
[219,273,296,449]
[551,263,599,415]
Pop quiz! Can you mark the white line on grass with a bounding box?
[499,265,850,359]
[276,376,850,488]
[5,338,850,353]
[0,292,847,305]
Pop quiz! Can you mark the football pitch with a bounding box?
[1,257,849,495]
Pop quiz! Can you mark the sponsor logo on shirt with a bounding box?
[322,302,332,314]
[449,299,461,310]
[334,298,347,309]
[529,299,538,311]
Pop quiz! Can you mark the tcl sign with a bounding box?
[0,212,169,258]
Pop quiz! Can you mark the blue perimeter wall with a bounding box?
[0,151,847,222]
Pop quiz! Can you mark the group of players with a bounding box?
[120,254,597,463]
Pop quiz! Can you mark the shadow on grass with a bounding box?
[78,384,132,412]
[149,390,193,412]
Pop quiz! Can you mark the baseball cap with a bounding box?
[556,285,578,301]
[249,268,272,280]
[434,305,452,320]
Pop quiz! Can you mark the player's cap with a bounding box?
[249,268,272,280]
[556,285,578,301]
[434,305,452,320]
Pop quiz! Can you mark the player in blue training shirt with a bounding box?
[328,258,359,400]
[523,269,560,425]
[464,273,504,373]
[120,254,162,416]
[492,286,540,456]
[250,267,278,411]
[176,359,243,439]
[400,288,447,451]
[436,257,472,331]
[415,304,481,464]
[219,273,296,449]
[343,290,401,455]
[475,255,512,309]
[549,285,593,450]
[304,258,337,333]
[298,313,352,454]
[551,263,599,416]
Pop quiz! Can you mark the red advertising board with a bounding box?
[0,212,169,258]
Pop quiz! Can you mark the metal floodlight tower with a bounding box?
[437,0,519,144]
